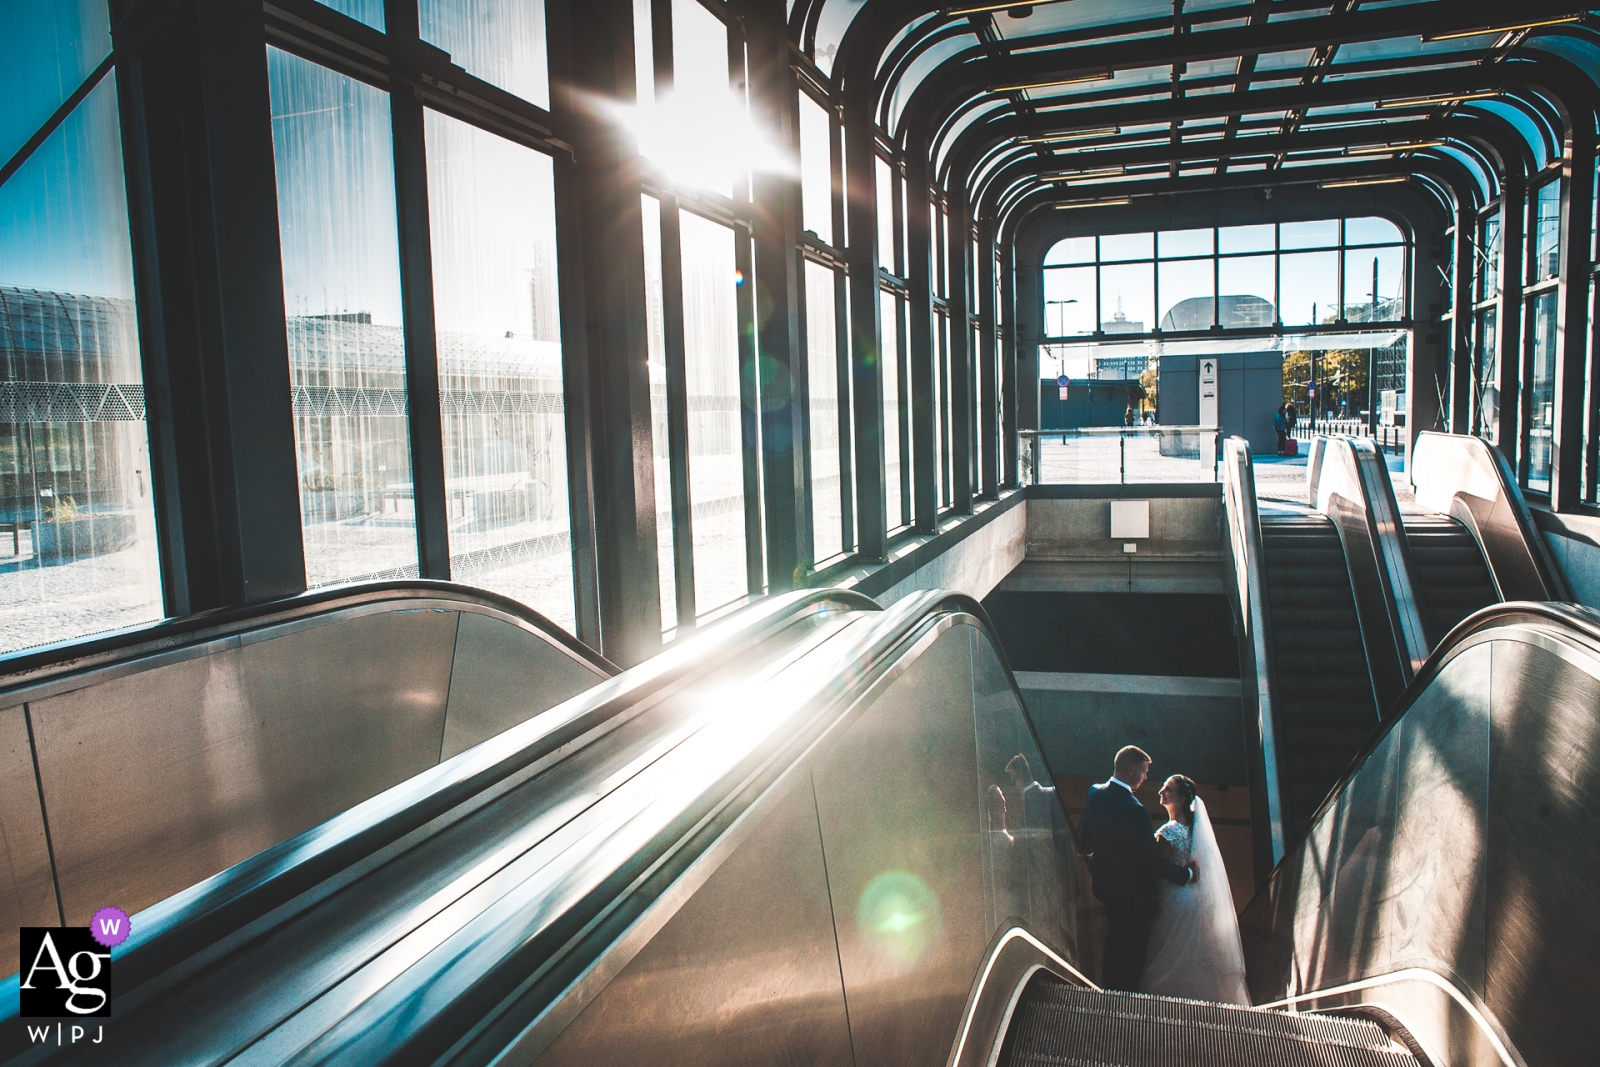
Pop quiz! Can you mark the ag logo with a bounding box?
[18,928,111,1017]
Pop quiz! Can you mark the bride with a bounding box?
[1140,775,1251,1004]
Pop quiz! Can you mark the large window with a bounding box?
[679,211,748,615]
[420,0,549,110]
[268,49,419,588]
[1040,217,1407,341]
[0,1,163,652]
[805,260,845,562]
[425,111,574,629]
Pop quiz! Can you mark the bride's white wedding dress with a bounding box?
[1139,798,1251,1004]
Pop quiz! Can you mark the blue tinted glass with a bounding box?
[1280,219,1340,249]
[1345,216,1403,246]
[317,0,384,30]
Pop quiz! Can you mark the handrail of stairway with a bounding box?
[1410,430,1570,603]
[0,578,621,694]
[1308,435,1431,706]
[1220,437,1288,871]
[0,586,879,1009]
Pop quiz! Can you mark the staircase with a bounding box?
[1260,515,1378,837]
[1001,981,1422,1066]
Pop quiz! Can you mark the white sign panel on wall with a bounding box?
[1198,357,1218,427]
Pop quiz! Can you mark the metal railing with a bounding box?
[1020,425,1223,485]
[1288,417,1407,455]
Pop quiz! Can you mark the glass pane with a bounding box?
[799,93,833,245]
[1531,180,1561,285]
[876,157,895,272]
[269,49,418,587]
[805,260,843,562]
[1158,228,1213,258]
[1218,224,1273,254]
[0,36,163,652]
[1099,232,1153,262]
[1158,259,1214,330]
[1345,216,1403,246]
[425,111,574,629]
[1476,214,1501,302]
[1475,307,1499,443]
[633,0,653,105]
[641,194,676,630]
[1278,251,1339,326]
[881,290,903,528]
[1044,236,1094,265]
[1099,262,1154,333]
[1344,246,1405,322]
[1280,219,1339,250]
[673,0,729,106]
[679,210,747,613]
[421,0,549,110]
[1043,266,1095,336]
[318,0,384,30]
[2,0,110,166]
[1219,255,1276,327]
[1528,291,1558,490]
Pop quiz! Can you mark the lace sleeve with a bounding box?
[1156,820,1191,862]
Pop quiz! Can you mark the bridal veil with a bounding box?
[1140,797,1251,1004]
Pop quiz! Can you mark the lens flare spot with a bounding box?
[857,871,941,964]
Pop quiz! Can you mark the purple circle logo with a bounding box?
[90,906,130,948]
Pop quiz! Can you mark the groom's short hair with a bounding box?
[1114,745,1152,776]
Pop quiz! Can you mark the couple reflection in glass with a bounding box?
[1079,745,1249,1003]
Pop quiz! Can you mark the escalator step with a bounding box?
[1403,519,1499,647]
[1002,981,1419,1066]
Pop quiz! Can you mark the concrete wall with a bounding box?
[844,493,1027,607]
[1009,487,1226,594]
[1016,672,1248,786]
[1536,511,1600,610]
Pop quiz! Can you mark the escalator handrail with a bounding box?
[1221,437,1289,866]
[1411,430,1571,604]
[1310,435,1431,694]
[1257,598,1600,885]
[0,579,621,694]
[0,586,880,1005]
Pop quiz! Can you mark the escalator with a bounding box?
[1402,515,1498,643]
[4,576,1596,1065]
[1258,515,1377,839]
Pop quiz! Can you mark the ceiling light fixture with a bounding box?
[1045,166,1126,181]
[1345,140,1446,155]
[1019,126,1121,144]
[990,70,1113,94]
[1055,196,1133,209]
[1319,176,1409,189]
[944,0,1072,14]
[1376,90,1501,109]
[1423,15,1585,42]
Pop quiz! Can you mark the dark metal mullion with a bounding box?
[1552,126,1595,510]
[388,81,452,580]
[658,200,697,627]
[833,261,856,551]
[735,224,765,594]
[906,140,937,534]
[1497,176,1526,478]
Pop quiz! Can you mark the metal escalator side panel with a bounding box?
[451,605,1081,1067]
[1411,431,1570,604]
[1312,436,1430,710]
[1240,601,1600,1067]
[1221,437,1288,871]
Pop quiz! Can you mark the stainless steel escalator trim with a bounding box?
[0,587,878,1014]
[1411,431,1570,604]
[0,579,619,700]
[945,925,1096,1067]
[1257,968,1524,1067]
[1221,438,1288,867]
[477,593,997,1067]
[1309,436,1431,704]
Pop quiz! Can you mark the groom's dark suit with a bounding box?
[1079,779,1192,991]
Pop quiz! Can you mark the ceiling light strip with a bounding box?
[1422,15,1584,42]
[1019,126,1121,144]
[1055,196,1133,209]
[1319,176,1409,189]
[990,70,1113,94]
[1345,141,1446,155]
[1375,90,1501,109]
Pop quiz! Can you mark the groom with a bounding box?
[1079,745,1197,991]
